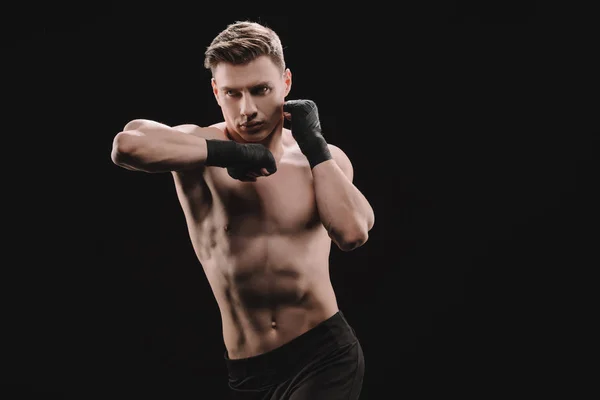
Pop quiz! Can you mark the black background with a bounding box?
[2,2,596,399]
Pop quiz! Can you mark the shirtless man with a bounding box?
[111,21,374,399]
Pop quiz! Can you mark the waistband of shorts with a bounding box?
[224,310,356,379]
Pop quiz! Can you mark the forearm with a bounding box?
[111,121,208,173]
[312,160,374,251]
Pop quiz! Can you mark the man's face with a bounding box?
[212,55,291,143]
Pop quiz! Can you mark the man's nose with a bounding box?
[240,94,258,117]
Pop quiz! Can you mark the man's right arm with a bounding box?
[111,118,277,182]
[111,119,221,173]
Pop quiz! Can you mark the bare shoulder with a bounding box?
[123,118,226,141]
[173,122,226,140]
[327,144,353,181]
[209,121,227,133]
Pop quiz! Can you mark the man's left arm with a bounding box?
[312,146,375,251]
[284,99,375,251]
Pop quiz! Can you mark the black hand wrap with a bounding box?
[283,100,332,169]
[205,139,239,168]
[205,139,277,180]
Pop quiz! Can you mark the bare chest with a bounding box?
[207,160,320,235]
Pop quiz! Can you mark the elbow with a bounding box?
[366,206,375,231]
[367,214,375,232]
[111,131,137,165]
[336,228,369,252]
[328,215,372,252]
[338,212,373,251]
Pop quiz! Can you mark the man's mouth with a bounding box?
[240,121,264,131]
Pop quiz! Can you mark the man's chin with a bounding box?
[238,128,272,143]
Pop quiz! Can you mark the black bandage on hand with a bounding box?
[205,139,239,168]
[205,139,277,180]
[283,99,332,169]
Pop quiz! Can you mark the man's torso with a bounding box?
[172,123,338,359]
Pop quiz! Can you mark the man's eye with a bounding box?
[226,90,240,97]
[254,86,270,95]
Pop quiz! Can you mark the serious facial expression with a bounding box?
[212,55,291,143]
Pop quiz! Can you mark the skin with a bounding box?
[111,55,375,360]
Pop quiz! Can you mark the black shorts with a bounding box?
[224,310,365,400]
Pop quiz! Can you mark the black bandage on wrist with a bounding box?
[205,139,240,167]
[300,135,332,169]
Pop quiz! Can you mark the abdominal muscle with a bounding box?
[199,230,339,360]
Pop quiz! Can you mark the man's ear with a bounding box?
[283,68,292,98]
[211,78,221,106]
